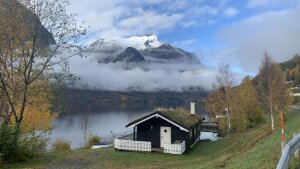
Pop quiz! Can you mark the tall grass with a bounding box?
[51,139,71,152]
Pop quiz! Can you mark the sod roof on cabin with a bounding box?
[126,109,205,130]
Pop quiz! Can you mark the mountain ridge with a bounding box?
[0,0,55,46]
[86,34,201,65]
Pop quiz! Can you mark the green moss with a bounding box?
[155,108,204,128]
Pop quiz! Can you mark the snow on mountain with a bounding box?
[126,34,161,49]
[65,35,214,92]
[85,34,201,65]
[89,34,160,50]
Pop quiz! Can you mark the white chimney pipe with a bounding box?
[191,102,195,115]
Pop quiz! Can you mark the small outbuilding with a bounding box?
[114,103,205,155]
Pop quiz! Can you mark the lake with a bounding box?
[49,104,215,149]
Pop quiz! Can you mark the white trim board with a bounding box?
[127,113,189,132]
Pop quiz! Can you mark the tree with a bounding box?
[257,52,291,132]
[17,84,57,136]
[215,63,235,136]
[205,76,263,134]
[205,89,227,120]
[81,111,91,148]
[231,76,263,132]
[292,65,300,85]
[205,88,228,135]
[205,63,235,136]
[0,0,85,161]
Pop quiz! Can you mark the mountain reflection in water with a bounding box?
[50,102,214,149]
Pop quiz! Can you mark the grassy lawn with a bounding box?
[2,109,300,169]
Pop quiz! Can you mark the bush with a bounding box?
[16,134,48,161]
[51,139,71,152]
[0,125,18,162]
[0,124,48,163]
[87,134,101,148]
[0,152,3,164]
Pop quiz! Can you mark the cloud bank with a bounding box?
[66,55,216,92]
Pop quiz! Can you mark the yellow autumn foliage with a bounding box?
[21,96,57,135]
[205,76,264,133]
[11,82,57,135]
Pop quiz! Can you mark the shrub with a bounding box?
[0,125,18,162]
[51,139,71,152]
[0,152,3,164]
[16,134,48,161]
[87,134,101,148]
[0,124,48,162]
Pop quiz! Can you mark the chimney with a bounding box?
[190,102,195,115]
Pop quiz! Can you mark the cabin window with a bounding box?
[151,125,153,130]
[190,129,193,138]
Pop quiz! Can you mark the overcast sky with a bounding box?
[67,0,300,75]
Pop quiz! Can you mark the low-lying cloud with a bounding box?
[66,55,216,92]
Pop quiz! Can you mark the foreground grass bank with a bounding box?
[2,109,300,169]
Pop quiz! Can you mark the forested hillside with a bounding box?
[280,54,300,84]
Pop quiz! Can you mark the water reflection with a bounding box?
[50,103,214,149]
[50,110,151,149]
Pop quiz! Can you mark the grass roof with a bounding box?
[127,108,204,129]
[155,108,204,128]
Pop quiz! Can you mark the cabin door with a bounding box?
[160,126,171,148]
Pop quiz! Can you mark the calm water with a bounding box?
[49,104,214,149]
[50,110,150,149]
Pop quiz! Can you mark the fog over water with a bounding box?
[66,56,216,92]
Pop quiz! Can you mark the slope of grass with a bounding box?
[226,108,300,169]
[2,109,300,169]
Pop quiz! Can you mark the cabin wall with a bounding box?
[136,117,187,148]
[185,122,202,148]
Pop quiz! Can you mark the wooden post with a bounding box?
[133,126,136,140]
[280,111,285,153]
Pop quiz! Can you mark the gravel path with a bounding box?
[44,151,102,169]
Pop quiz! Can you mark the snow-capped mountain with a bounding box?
[86,34,201,65]
[126,34,162,49]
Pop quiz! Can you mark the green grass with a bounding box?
[2,109,300,169]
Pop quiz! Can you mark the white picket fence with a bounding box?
[114,138,151,152]
[164,141,186,155]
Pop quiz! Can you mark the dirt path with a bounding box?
[43,150,102,169]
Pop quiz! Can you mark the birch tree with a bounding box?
[205,63,235,136]
[216,63,235,136]
[0,0,85,144]
[257,52,291,132]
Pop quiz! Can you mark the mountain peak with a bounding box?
[127,34,161,49]
[114,47,145,63]
[158,43,174,50]
[86,34,201,65]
